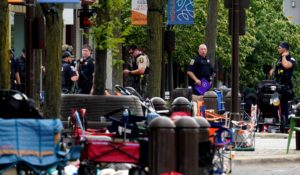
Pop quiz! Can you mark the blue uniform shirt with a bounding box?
[187,55,214,82]
[274,55,296,87]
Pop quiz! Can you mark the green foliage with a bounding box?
[170,0,300,96]
[172,0,207,69]
[91,0,126,54]
[99,0,300,97]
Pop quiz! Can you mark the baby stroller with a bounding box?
[256,80,285,132]
[69,109,147,175]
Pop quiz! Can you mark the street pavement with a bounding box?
[233,132,300,165]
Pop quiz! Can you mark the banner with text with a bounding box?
[131,0,147,25]
[167,0,194,25]
[8,0,23,3]
[37,0,80,3]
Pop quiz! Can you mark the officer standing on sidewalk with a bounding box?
[61,51,78,93]
[270,42,296,126]
[77,44,94,94]
[123,45,150,98]
[187,43,214,95]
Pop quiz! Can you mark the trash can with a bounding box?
[171,87,193,101]
[224,91,241,112]
[171,97,192,114]
[149,117,176,175]
[150,97,168,111]
[195,117,212,175]
[203,90,218,112]
[175,117,199,175]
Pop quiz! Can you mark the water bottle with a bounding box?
[122,108,129,140]
[123,108,129,123]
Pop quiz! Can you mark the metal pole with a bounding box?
[82,4,89,44]
[25,0,35,98]
[231,0,240,121]
[168,50,173,99]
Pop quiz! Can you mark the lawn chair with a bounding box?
[0,118,82,174]
[286,116,300,154]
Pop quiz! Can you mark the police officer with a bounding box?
[271,42,296,125]
[16,48,26,93]
[10,49,21,90]
[77,44,94,94]
[123,45,150,98]
[187,44,214,95]
[61,51,78,93]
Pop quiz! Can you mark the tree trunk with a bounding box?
[0,0,10,89]
[93,0,110,95]
[112,44,123,90]
[205,0,219,86]
[147,0,164,98]
[43,4,63,118]
[94,49,107,95]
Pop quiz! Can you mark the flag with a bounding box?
[167,0,194,25]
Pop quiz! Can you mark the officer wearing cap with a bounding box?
[270,42,296,126]
[187,44,214,95]
[123,44,150,98]
[61,51,78,93]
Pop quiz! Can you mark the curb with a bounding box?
[255,132,292,139]
[233,154,300,165]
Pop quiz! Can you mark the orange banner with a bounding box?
[131,0,147,25]
[8,0,24,3]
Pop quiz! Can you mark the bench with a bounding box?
[60,94,144,129]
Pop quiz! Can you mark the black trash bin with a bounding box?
[203,91,218,113]
[195,117,212,175]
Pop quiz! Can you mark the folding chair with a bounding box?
[286,116,300,154]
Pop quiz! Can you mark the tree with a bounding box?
[92,0,126,95]
[41,4,63,118]
[0,0,10,89]
[146,0,165,97]
[205,0,218,71]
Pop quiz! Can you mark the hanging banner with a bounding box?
[131,0,147,25]
[8,0,23,3]
[167,0,194,25]
[37,0,80,3]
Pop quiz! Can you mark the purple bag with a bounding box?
[194,78,211,95]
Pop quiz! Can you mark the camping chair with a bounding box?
[286,116,300,154]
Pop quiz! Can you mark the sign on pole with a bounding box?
[167,0,194,25]
[131,0,147,25]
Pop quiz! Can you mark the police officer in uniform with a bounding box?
[123,45,150,98]
[16,48,26,93]
[10,49,21,90]
[187,44,214,95]
[270,42,296,126]
[61,51,78,93]
[77,44,94,94]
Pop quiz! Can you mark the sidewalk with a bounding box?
[233,132,300,165]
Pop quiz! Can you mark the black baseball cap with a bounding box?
[62,51,74,59]
[279,42,289,50]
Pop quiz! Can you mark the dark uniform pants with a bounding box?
[134,74,148,98]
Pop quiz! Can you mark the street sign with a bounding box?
[37,0,80,3]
